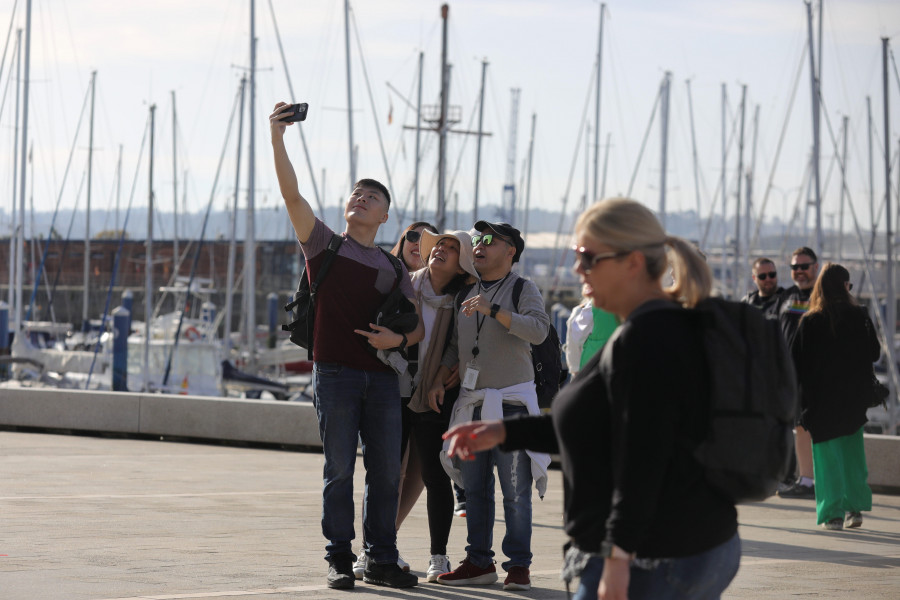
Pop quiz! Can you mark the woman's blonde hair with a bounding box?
[574,197,712,307]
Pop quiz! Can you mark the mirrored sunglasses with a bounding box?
[471,233,510,247]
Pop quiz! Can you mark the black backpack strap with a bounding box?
[283,234,343,313]
[455,282,476,310]
[511,276,525,312]
[311,234,344,294]
[379,248,405,291]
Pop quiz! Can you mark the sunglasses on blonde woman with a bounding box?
[572,246,631,273]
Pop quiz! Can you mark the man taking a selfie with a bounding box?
[270,101,423,590]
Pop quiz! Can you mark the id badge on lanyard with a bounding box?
[462,359,479,390]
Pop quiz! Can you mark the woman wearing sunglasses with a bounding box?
[391,222,438,271]
[790,263,879,530]
[443,198,740,600]
[396,229,478,580]
[354,220,440,577]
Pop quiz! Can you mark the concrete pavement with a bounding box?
[1,430,899,599]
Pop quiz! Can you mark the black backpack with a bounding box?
[455,276,565,409]
[282,234,343,350]
[692,297,797,503]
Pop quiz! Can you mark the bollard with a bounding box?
[267,293,278,349]
[112,305,130,391]
[121,290,134,335]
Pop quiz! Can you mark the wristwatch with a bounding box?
[490,303,501,319]
[397,333,408,351]
[599,541,634,561]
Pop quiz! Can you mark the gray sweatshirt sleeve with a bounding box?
[509,279,550,345]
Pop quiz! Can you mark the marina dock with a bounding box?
[2,429,899,599]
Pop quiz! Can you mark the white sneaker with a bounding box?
[352,553,367,580]
[426,554,451,582]
[397,553,410,572]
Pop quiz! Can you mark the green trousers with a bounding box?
[812,427,872,525]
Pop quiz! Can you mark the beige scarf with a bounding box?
[408,270,455,413]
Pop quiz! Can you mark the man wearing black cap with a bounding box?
[428,221,551,591]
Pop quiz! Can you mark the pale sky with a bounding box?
[1,0,899,243]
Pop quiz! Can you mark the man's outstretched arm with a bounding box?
[270,102,316,244]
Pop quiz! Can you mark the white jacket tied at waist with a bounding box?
[440,380,551,498]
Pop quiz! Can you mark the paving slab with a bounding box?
[1,430,898,599]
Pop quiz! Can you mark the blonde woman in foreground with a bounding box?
[444,198,740,600]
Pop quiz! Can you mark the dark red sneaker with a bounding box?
[503,565,531,591]
[436,557,498,586]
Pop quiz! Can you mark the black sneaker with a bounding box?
[327,553,356,590]
[777,481,815,499]
[363,560,418,588]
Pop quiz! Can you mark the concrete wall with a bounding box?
[0,387,320,448]
[1,387,898,493]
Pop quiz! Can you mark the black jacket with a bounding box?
[504,301,737,558]
[790,304,881,443]
[741,287,784,316]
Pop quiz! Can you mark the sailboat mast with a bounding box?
[245,0,257,364]
[436,3,450,232]
[592,3,605,205]
[720,83,728,294]
[414,51,424,222]
[473,58,487,224]
[686,79,702,235]
[344,0,356,188]
[805,0,823,252]
[601,132,611,200]
[115,144,122,233]
[659,72,671,229]
[83,70,96,331]
[838,115,848,261]
[523,112,536,239]
[733,85,746,300]
[882,37,897,418]
[225,76,246,352]
[867,97,875,240]
[746,103,759,272]
[16,0,32,332]
[172,90,179,272]
[8,28,20,313]
[145,103,156,389]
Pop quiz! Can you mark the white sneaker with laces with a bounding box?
[426,554,451,582]
[397,554,410,572]
[352,553,367,580]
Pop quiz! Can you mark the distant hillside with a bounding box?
[0,204,861,255]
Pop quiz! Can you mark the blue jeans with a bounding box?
[460,404,533,570]
[573,533,741,600]
[313,362,402,564]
